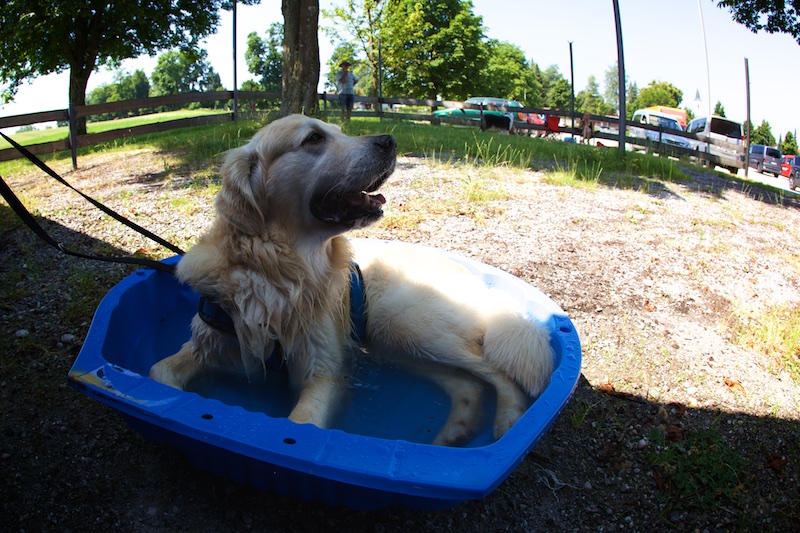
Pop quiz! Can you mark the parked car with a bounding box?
[630,109,690,149]
[748,144,783,175]
[781,154,796,177]
[433,97,533,124]
[686,115,744,174]
[790,163,799,190]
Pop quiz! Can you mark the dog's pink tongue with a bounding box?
[371,193,386,207]
[346,192,385,209]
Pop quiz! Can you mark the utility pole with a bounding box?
[569,42,575,135]
[232,0,239,123]
[612,0,626,155]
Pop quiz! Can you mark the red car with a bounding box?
[781,154,797,177]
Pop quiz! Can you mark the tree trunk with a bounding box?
[281,0,320,116]
[69,65,92,136]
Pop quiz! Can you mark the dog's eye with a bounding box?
[302,131,325,145]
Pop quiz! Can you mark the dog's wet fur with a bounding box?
[149,115,554,445]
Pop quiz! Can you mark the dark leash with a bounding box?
[0,131,182,274]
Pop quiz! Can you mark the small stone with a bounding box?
[15,329,29,338]
[60,333,76,344]
[583,481,592,490]
[638,438,648,449]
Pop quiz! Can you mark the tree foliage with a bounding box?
[717,0,800,44]
[631,80,683,112]
[780,131,798,154]
[0,0,257,133]
[538,65,572,110]
[151,49,221,97]
[480,41,538,105]
[603,62,627,115]
[713,101,726,117]
[245,23,283,94]
[382,0,486,100]
[577,75,613,115]
[87,69,151,119]
[322,0,386,97]
[751,119,776,145]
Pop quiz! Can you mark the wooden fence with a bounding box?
[0,90,745,171]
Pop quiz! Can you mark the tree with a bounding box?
[0,0,258,134]
[151,49,221,99]
[631,80,683,112]
[713,101,726,117]
[479,41,538,105]
[717,1,800,44]
[87,69,151,119]
[603,62,628,115]
[245,24,283,94]
[625,81,639,119]
[323,0,387,98]
[751,119,776,145]
[382,0,487,100]
[539,65,571,109]
[781,131,798,154]
[282,0,321,116]
[576,75,613,115]
[528,61,546,107]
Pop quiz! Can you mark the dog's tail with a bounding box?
[481,294,555,397]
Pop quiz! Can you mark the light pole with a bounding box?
[697,0,711,116]
[612,0,626,155]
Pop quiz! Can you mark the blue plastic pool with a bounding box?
[68,239,581,510]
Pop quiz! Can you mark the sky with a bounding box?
[2,0,799,138]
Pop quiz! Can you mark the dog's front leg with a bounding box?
[285,329,348,429]
[149,341,202,390]
[288,375,342,428]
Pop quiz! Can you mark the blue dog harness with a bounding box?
[197,263,367,371]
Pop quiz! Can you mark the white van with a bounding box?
[630,109,690,150]
[685,115,744,173]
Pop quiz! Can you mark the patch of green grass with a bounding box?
[62,267,112,325]
[647,429,747,511]
[344,119,690,186]
[0,109,230,150]
[726,301,800,381]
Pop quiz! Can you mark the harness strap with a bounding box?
[349,263,367,342]
[0,131,183,274]
[198,263,368,373]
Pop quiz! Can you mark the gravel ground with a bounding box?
[2,144,799,532]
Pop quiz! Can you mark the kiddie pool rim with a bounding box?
[68,238,582,510]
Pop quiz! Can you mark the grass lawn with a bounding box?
[0,109,230,149]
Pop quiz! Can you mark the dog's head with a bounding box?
[216,114,396,237]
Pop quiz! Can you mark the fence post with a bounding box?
[68,104,78,170]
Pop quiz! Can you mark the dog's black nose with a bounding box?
[373,134,396,152]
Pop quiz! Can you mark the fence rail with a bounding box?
[0,90,745,170]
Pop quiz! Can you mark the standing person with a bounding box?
[336,60,358,121]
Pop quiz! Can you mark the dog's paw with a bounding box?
[432,421,474,447]
[493,402,527,439]
[149,360,187,390]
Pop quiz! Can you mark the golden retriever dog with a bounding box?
[149,114,554,446]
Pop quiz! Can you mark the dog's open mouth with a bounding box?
[311,182,388,226]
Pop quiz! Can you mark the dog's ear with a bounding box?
[216,145,267,234]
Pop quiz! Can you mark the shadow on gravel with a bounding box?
[679,168,800,210]
[1,202,798,532]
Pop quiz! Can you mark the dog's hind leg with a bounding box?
[423,366,486,446]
